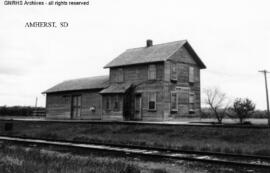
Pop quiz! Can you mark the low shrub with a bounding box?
[201,107,267,119]
[0,106,45,117]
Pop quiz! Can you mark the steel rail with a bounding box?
[1,134,270,161]
[0,135,270,169]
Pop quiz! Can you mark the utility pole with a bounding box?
[34,97,38,116]
[259,70,270,126]
[35,97,38,108]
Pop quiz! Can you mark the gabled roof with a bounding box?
[104,40,206,69]
[43,75,109,94]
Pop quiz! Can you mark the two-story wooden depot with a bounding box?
[43,40,206,121]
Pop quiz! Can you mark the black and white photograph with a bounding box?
[0,0,270,172]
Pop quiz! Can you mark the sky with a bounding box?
[0,0,270,109]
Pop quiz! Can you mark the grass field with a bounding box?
[0,143,267,173]
[1,121,270,156]
[0,144,164,173]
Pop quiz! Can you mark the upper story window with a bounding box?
[111,68,122,83]
[171,63,177,81]
[189,66,195,83]
[148,64,156,80]
[118,68,124,82]
[112,68,123,82]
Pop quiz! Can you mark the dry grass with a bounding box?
[0,144,143,173]
[0,144,215,173]
[1,144,264,173]
[1,121,270,156]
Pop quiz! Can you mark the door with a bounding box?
[134,94,142,120]
[71,95,81,119]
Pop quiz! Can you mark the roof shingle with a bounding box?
[43,75,109,94]
[104,40,187,68]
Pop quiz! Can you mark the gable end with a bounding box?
[183,42,206,69]
[168,42,206,69]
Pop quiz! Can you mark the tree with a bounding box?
[204,88,230,124]
[232,98,255,124]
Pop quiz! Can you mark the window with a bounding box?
[189,66,195,83]
[148,64,156,80]
[148,92,156,111]
[113,95,120,112]
[171,63,177,81]
[117,68,124,82]
[189,92,195,113]
[189,92,195,104]
[110,68,123,83]
[63,95,70,104]
[171,91,178,112]
[71,95,81,118]
[105,96,110,110]
[176,87,190,104]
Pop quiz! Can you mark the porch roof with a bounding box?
[100,83,132,94]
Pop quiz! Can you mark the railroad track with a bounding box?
[1,118,269,129]
[0,135,270,169]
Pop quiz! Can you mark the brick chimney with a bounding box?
[146,39,153,47]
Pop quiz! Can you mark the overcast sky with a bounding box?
[0,0,270,109]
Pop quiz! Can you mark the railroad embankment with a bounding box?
[0,120,270,156]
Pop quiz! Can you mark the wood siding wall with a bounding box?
[107,46,202,120]
[46,93,71,119]
[46,46,203,121]
[102,95,124,120]
[165,46,201,117]
[110,63,164,83]
[109,63,165,121]
[136,81,164,121]
[46,90,102,120]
